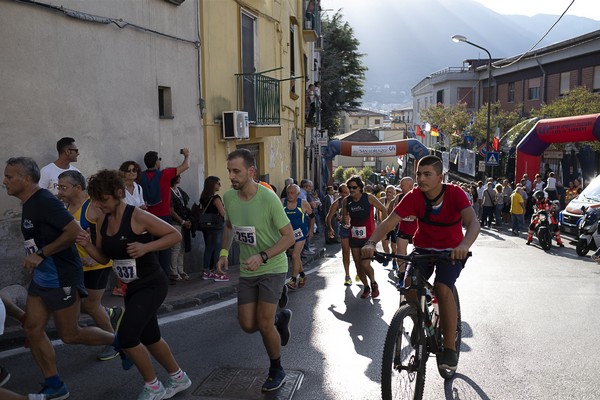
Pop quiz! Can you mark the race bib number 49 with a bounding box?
[112,259,139,283]
[233,225,257,247]
[351,226,367,239]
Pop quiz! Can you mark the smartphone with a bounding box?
[180,149,184,154]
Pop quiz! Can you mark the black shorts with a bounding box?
[28,281,88,311]
[385,229,398,242]
[84,267,111,290]
[397,231,414,244]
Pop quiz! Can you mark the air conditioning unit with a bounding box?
[222,111,249,140]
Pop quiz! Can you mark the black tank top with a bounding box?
[101,205,161,279]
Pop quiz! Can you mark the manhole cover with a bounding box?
[192,367,304,399]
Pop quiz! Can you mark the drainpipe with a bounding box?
[535,57,546,104]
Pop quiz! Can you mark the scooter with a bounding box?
[534,209,553,251]
[576,206,600,256]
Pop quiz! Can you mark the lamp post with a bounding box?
[452,34,492,177]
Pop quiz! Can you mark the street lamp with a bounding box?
[452,34,492,177]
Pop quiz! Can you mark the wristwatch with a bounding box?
[260,251,269,264]
[35,248,46,259]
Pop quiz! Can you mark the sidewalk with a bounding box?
[0,232,330,351]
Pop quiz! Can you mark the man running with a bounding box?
[326,184,352,285]
[216,149,295,392]
[282,184,314,289]
[57,170,123,361]
[361,155,479,371]
[4,157,114,399]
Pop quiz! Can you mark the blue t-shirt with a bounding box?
[22,189,82,288]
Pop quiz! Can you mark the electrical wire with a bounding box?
[493,0,574,69]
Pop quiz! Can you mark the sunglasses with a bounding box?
[348,185,359,190]
[126,168,138,173]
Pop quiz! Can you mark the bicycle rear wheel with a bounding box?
[436,286,461,379]
[381,303,427,400]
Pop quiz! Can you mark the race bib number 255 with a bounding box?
[233,225,257,247]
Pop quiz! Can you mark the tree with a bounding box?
[320,12,367,137]
[333,166,345,183]
[342,167,358,181]
[359,166,373,183]
[420,102,471,147]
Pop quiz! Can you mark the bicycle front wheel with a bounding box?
[381,303,427,400]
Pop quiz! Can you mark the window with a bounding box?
[593,66,600,93]
[436,89,444,104]
[241,11,257,120]
[507,82,515,102]
[560,72,570,95]
[374,119,381,125]
[528,78,540,100]
[158,86,173,119]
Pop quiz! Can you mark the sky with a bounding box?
[321,0,600,21]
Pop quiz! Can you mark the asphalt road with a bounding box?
[1,228,599,399]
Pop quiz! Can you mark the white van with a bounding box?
[560,175,600,235]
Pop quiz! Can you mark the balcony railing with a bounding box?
[303,0,321,42]
[235,71,281,125]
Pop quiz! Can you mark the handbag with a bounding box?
[193,196,224,230]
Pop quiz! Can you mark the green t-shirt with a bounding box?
[223,184,291,277]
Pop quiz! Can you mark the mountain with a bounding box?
[330,0,600,107]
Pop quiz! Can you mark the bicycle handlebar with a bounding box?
[371,250,472,264]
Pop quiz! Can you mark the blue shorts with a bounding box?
[339,226,350,239]
[404,249,465,288]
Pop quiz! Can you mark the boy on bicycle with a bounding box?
[361,155,479,370]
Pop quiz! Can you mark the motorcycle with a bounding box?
[534,209,553,251]
[576,206,600,256]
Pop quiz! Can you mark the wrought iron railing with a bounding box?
[235,70,281,125]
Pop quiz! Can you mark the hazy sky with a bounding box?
[321,0,600,21]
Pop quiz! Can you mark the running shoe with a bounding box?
[213,274,230,282]
[275,309,292,346]
[278,284,289,308]
[354,274,360,282]
[137,382,167,400]
[438,348,458,371]
[97,344,119,361]
[360,287,371,299]
[38,383,69,400]
[344,276,352,286]
[179,272,190,281]
[109,306,125,331]
[163,372,192,399]
[0,366,10,386]
[262,368,286,392]
[202,271,216,280]
[169,274,182,282]
[371,282,380,299]
[298,275,306,288]
[286,278,297,290]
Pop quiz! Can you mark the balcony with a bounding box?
[303,0,320,42]
[235,70,281,137]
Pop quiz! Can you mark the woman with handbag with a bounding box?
[199,176,227,281]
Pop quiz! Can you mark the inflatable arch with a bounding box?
[320,139,430,187]
[515,113,600,182]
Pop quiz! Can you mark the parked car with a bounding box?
[560,175,600,236]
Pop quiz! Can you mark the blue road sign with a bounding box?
[486,151,499,166]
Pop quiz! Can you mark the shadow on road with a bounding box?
[444,373,492,400]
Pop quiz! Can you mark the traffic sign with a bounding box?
[486,151,499,166]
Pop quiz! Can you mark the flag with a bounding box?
[492,123,500,151]
[430,126,439,137]
[416,125,425,138]
[425,122,431,132]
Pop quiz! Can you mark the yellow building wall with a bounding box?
[200,0,305,192]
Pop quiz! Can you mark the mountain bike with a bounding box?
[372,250,470,400]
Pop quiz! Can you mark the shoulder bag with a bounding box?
[193,195,224,230]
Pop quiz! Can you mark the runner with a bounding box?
[282,184,314,290]
[325,184,353,285]
[216,149,295,392]
[379,185,398,269]
[361,155,479,370]
[3,157,114,399]
[341,176,389,299]
[78,169,192,400]
[394,177,417,287]
[57,170,123,361]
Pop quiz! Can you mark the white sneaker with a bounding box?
[137,382,167,400]
[163,372,192,399]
